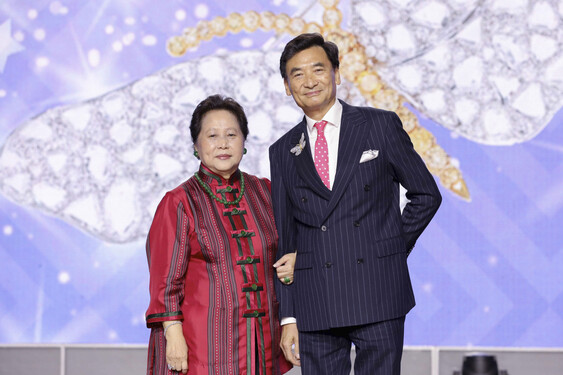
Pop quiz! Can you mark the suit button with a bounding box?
[354,221,360,227]
[357,258,364,264]
[301,197,307,202]
[364,184,371,191]
[321,225,327,232]
[325,262,332,268]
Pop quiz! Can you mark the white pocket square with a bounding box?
[360,149,379,163]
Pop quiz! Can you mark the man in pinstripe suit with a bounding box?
[269,33,442,375]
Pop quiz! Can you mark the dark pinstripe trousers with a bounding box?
[298,316,405,375]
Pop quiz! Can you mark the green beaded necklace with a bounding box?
[194,171,245,206]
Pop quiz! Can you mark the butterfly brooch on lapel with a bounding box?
[290,133,306,156]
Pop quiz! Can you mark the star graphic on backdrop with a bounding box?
[0,20,25,73]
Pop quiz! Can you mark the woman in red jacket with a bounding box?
[145,95,294,375]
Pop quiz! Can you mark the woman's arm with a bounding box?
[146,192,191,326]
[146,191,191,372]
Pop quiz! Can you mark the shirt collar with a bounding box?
[197,163,241,186]
[305,99,343,132]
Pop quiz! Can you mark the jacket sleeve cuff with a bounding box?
[146,311,184,327]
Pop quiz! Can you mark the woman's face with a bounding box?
[194,109,245,180]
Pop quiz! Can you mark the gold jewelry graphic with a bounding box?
[167,0,470,200]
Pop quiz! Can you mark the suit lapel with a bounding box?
[324,101,369,218]
[290,119,331,200]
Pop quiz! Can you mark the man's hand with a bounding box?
[280,323,300,366]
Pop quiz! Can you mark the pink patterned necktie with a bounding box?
[314,120,330,189]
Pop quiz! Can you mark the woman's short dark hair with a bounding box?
[190,94,249,143]
[279,33,340,80]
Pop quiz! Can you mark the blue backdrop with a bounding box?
[1,0,562,347]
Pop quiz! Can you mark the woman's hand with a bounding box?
[274,252,296,285]
[164,321,188,373]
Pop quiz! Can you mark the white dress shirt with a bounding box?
[281,99,343,326]
[305,99,343,190]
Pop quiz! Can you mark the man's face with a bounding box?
[284,46,340,120]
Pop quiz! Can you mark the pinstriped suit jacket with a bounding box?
[269,100,442,332]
